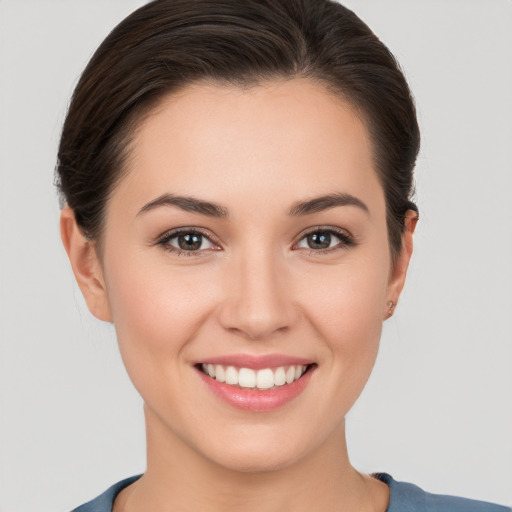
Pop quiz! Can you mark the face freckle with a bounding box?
[97,78,403,472]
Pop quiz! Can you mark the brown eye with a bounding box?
[306,231,332,250]
[296,229,354,252]
[160,230,216,253]
[177,233,203,250]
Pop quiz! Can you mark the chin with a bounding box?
[209,446,302,474]
[199,426,323,474]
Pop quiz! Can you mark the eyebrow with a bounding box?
[288,193,369,216]
[137,194,229,218]
[137,191,368,219]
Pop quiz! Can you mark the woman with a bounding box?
[54,1,510,511]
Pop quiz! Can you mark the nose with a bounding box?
[218,248,297,341]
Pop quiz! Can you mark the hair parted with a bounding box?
[56,0,420,261]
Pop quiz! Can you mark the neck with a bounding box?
[118,405,388,512]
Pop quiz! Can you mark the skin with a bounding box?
[61,79,416,512]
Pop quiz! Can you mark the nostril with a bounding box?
[218,302,296,341]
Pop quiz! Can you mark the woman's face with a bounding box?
[67,79,412,472]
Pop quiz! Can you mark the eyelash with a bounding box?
[156,228,220,257]
[155,227,356,257]
[293,227,356,255]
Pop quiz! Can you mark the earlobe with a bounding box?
[60,207,113,322]
[384,210,418,319]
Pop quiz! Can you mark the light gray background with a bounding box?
[0,1,511,511]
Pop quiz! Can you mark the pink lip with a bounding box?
[196,353,314,370]
[196,364,315,412]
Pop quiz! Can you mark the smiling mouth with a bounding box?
[198,363,314,390]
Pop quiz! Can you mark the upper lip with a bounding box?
[196,354,315,370]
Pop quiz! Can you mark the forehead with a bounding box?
[114,78,384,216]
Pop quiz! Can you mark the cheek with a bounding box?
[102,253,221,371]
[297,253,389,400]
[101,256,228,435]
[302,256,389,341]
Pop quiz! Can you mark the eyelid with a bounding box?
[292,226,356,252]
[155,227,222,254]
[154,225,355,256]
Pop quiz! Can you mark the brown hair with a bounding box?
[56,0,419,261]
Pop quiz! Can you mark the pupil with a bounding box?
[308,232,331,249]
[178,233,202,250]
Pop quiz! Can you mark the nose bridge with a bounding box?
[219,241,295,340]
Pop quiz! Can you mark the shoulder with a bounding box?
[374,473,511,512]
[70,476,141,512]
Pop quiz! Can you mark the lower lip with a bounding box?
[197,367,314,412]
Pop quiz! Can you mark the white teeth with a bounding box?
[256,368,274,389]
[201,364,309,389]
[225,366,238,385]
[274,367,286,386]
[215,365,225,383]
[239,368,256,388]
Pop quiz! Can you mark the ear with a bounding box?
[385,210,418,319]
[60,207,113,322]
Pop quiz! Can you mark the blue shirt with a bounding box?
[71,473,511,511]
